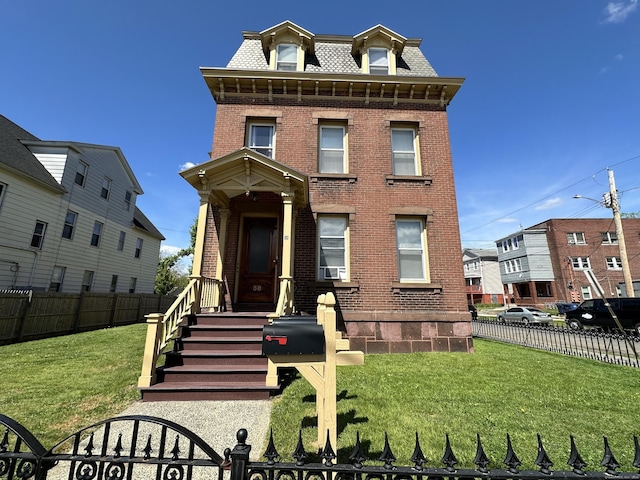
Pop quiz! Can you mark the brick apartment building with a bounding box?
[496,218,640,305]
[180,21,471,353]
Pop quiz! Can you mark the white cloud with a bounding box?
[602,0,638,23]
[495,217,520,224]
[160,245,182,256]
[615,54,624,61]
[179,162,196,171]
[534,197,563,211]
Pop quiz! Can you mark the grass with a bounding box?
[0,323,146,448]
[2,327,639,471]
[269,340,640,469]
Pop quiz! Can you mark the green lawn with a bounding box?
[2,327,639,472]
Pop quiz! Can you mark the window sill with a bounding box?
[311,281,360,293]
[391,282,442,292]
[310,173,357,183]
[385,175,432,186]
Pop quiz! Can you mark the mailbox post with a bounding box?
[262,292,364,449]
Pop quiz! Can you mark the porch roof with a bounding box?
[180,147,309,208]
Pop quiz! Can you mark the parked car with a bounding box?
[565,298,640,334]
[468,304,478,320]
[497,307,552,325]
[556,302,579,314]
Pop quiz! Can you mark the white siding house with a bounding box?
[0,114,164,293]
[462,248,504,304]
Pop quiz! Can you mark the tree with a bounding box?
[621,211,639,218]
[154,218,197,294]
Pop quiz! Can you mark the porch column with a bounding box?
[275,195,295,316]
[191,197,209,277]
[214,208,230,281]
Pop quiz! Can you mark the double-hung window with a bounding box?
[0,182,7,211]
[124,190,132,211]
[30,221,47,249]
[62,211,77,239]
[368,48,389,74]
[606,256,622,270]
[101,177,111,200]
[571,256,591,270]
[82,270,94,292]
[91,221,103,247]
[276,44,298,71]
[129,277,137,293]
[75,161,88,187]
[396,218,427,282]
[110,275,118,293]
[49,266,65,292]
[248,123,275,158]
[117,231,126,251]
[135,238,143,258]
[567,232,586,245]
[319,125,346,173]
[601,232,618,245]
[317,216,348,281]
[391,127,418,175]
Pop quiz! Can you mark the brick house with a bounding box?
[180,21,471,354]
[496,218,640,305]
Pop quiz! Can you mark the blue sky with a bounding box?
[2,1,639,254]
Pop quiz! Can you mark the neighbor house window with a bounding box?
[606,256,622,270]
[101,177,111,199]
[75,161,88,187]
[368,48,389,74]
[129,277,137,293]
[30,221,47,249]
[117,231,126,251]
[124,190,132,211]
[317,215,348,281]
[602,232,618,245]
[571,256,591,269]
[248,123,275,158]
[110,275,118,293]
[82,270,94,292]
[0,182,7,212]
[581,285,592,300]
[319,125,346,173]
[567,232,586,245]
[49,266,65,292]
[62,211,78,239]
[135,238,143,258]
[391,127,418,175]
[90,221,103,247]
[504,259,522,274]
[396,218,427,281]
[276,43,298,71]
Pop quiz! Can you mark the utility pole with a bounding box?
[606,168,635,298]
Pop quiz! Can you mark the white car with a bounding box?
[497,307,552,325]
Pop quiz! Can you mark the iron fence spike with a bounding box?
[410,432,427,471]
[503,433,521,474]
[473,433,491,473]
[0,429,9,453]
[170,434,181,461]
[601,436,620,475]
[143,434,153,460]
[535,433,553,474]
[84,432,95,457]
[263,428,279,465]
[349,431,367,469]
[292,430,307,466]
[113,434,123,458]
[379,432,396,470]
[567,435,588,475]
[441,433,458,472]
[321,429,336,467]
[633,435,640,470]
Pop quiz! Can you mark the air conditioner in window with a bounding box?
[324,267,340,280]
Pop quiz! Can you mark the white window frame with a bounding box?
[124,190,132,211]
[317,215,348,281]
[248,122,275,158]
[368,47,389,75]
[117,231,126,251]
[82,270,94,292]
[276,43,298,71]
[75,161,88,187]
[391,127,419,175]
[135,238,143,258]
[0,181,8,211]
[91,221,103,247]
[30,221,47,249]
[571,256,591,270]
[567,232,586,245]
[606,256,622,270]
[319,125,346,173]
[129,277,137,293]
[581,285,592,300]
[49,266,65,292]
[110,275,118,293]
[504,258,522,274]
[101,177,112,200]
[601,231,618,245]
[396,218,428,282]
[62,211,77,239]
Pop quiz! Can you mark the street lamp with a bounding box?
[574,168,635,298]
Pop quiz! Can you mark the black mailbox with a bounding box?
[262,316,324,355]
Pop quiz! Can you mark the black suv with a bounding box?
[565,298,640,334]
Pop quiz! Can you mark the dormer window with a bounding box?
[368,48,389,75]
[276,44,298,71]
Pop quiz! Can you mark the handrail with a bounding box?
[137,277,201,388]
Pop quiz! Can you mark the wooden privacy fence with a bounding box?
[0,291,176,345]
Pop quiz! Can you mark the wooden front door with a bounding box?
[237,217,279,304]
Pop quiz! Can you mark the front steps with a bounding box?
[139,312,280,401]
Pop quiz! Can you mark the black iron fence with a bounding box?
[473,318,640,368]
[2,413,640,480]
